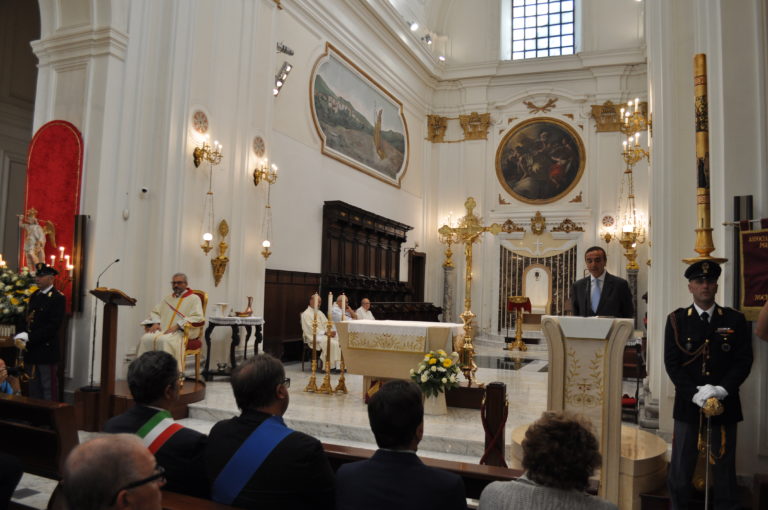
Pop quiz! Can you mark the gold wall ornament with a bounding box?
[530,211,547,235]
[459,112,491,140]
[426,115,448,143]
[210,219,229,286]
[501,218,525,233]
[523,97,558,113]
[684,54,727,264]
[551,218,584,233]
[590,100,651,134]
[437,197,502,386]
[569,191,583,203]
[498,194,511,205]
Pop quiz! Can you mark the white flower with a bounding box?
[430,366,437,372]
[449,374,456,382]
[1,308,8,315]
[409,368,415,375]
[441,377,447,383]
[16,306,23,313]
[438,366,446,372]
[420,373,428,383]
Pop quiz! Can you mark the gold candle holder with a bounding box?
[506,296,530,352]
[304,312,319,393]
[317,317,334,394]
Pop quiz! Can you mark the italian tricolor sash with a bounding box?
[136,410,183,454]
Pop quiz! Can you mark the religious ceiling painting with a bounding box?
[310,43,409,188]
[495,117,585,204]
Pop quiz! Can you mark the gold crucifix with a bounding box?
[438,197,502,386]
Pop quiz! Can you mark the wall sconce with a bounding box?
[619,99,651,137]
[272,61,293,96]
[622,132,650,166]
[261,239,272,259]
[253,159,278,186]
[192,135,223,168]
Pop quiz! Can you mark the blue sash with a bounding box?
[211,415,293,504]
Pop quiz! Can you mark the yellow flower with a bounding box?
[10,298,19,305]
[428,358,437,365]
[29,285,38,293]
[437,349,447,357]
[443,359,452,368]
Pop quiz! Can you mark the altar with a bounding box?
[335,319,464,382]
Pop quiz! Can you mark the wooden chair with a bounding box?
[180,290,207,385]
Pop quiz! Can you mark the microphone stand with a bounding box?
[81,259,119,392]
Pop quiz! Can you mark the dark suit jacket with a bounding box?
[570,273,634,318]
[17,287,66,365]
[335,449,466,510]
[663,305,752,424]
[104,405,209,498]
[204,410,334,509]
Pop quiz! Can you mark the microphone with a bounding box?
[96,258,120,289]
[85,258,121,390]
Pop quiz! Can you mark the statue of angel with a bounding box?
[18,208,56,270]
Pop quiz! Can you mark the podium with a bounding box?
[76,288,136,431]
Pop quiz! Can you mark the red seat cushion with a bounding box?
[187,338,202,351]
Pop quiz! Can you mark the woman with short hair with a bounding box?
[479,410,617,509]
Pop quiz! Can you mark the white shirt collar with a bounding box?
[693,303,716,318]
[40,285,54,294]
[591,271,606,284]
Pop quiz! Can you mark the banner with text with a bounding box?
[739,228,768,320]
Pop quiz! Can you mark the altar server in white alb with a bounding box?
[300,294,341,369]
[355,298,375,320]
[137,273,204,370]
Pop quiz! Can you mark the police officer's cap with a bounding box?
[684,260,721,281]
[35,263,59,276]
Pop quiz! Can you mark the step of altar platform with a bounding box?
[183,359,550,463]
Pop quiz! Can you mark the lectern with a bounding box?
[78,288,136,430]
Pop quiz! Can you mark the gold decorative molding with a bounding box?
[569,191,583,203]
[523,97,558,113]
[459,112,491,140]
[502,219,525,233]
[498,194,511,205]
[591,100,649,133]
[211,219,229,287]
[563,113,574,120]
[551,218,584,233]
[507,117,518,124]
[530,211,546,235]
[426,115,448,143]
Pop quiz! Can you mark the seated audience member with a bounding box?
[355,297,375,320]
[0,358,19,394]
[479,410,617,510]
[335,380,466,510]
[136,273,203,370]
[332,294,357,321]
[62,434,165,510]
[300,294,341,369]
[205,354,334,509]
[104,351,208,498]
[0,452,23,509]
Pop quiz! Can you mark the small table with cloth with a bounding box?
[203,316,264,381]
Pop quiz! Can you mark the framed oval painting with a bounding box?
[310,43,409,188]
[495,117,585,204]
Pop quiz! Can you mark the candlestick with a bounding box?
[327,292,333,319]
[50,255,55,265]
[340,295,346,322]
[312,293,319,312]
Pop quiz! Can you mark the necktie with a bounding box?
[701,311,709,323]
[591,278,601,314]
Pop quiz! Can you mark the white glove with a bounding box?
[711,385,728,400]
[13,332,28,350]
[692,388,708,407]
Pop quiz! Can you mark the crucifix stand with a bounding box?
[438,197,502,387]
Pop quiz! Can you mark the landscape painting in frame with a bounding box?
[311,43,408,187]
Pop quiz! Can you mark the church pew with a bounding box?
[161,490,240,510]
[322,442,524,500]
[0,394,78,480]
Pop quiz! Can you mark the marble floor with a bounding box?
[11,343,649,509]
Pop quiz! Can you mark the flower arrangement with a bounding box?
[0,267,36,325]
[410,349,461,398]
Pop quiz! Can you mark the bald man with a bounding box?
[63,434,165,510]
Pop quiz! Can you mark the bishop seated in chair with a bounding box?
[137,273,204,370]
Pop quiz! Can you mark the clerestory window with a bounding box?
[502,0,576,60]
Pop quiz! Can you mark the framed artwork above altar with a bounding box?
[310,43,409,187]
[495,117,585,204]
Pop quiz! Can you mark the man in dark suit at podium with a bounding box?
[335,380,466,510]
[14,263,65,401]
[570,246,634,318]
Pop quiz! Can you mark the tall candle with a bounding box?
[59,246,64,257]
[50,255,55,265]
[312,293,319,312]
[340,295,346,322]
[327,292,333,319]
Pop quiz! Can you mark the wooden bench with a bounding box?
[323,443,523,500]
[0,394,78,480]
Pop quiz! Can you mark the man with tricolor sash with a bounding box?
[137,273,204,370]
[105,351,208,498]
[205,354,335,509]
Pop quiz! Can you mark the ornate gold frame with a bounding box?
[309,43,409,188]
[495,117,586,205]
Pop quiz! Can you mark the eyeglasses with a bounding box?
[170,281,186,285]
[282,377,291,389]
[110,466,165,504]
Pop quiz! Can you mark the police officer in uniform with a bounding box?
[664,260,753,510]
[14,263,66,401]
